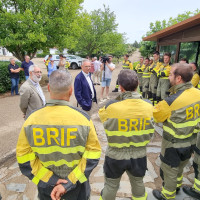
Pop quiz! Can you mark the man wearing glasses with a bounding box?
[19,65,46,119]
[74,59,97,115]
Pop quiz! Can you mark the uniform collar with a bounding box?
[46,99,71,106]
[169,82,193,94]
[116,91,142,101]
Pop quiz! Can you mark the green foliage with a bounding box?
[36,53,48,58]
[139,41,156,57]
[140,9,200,57]
[0,61,25,93]
[68,5,127,58]
[132,41,140,48]
[0,0,83,61]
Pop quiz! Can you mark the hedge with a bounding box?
[36,53,49,58]
[0,61,25,93]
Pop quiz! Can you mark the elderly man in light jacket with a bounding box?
[19,65,46,119]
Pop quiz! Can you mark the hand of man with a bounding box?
[56,179,68,185]
[51,184,66,200]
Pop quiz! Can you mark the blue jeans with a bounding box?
[101,78,111,87]
[25,75,29,80]
[11,78,19,95]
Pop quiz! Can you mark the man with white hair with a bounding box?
[16,70,101,200]
[20,55,34,80]
[74,59,97,115]
[19,65,45,119]
[93,57,101,85]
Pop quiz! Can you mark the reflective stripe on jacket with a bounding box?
[16,99,101,192]
[99,91,154,159]
[157,64,171,79]
[142,65,150,78]
[149,61,162,74]
[153,82,200,141]
[122,60,133,70]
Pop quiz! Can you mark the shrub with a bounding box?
[36,53,48,58]
[0,61,25,93]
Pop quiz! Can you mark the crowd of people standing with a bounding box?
[5,52,200,200]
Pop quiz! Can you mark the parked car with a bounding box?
[44,54,83,70]
[44,55,60,67]
[64,55,83,69]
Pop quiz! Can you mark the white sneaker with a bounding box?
[99,98,106,104]
[106,96,110,100]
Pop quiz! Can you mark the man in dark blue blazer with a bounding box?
[74,60,97,113]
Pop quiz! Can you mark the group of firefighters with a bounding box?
[15,53,200,200]
[113,52,200,105]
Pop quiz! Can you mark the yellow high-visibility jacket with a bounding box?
[149,61,162,75]
[99,91,154,160]
[122,60,133,70]
[157,63,171,79]
[153,82,200,167]
[16,99,101,192]
[191,71,200,88]
[135,63,143,71]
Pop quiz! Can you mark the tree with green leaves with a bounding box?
[0,0,83,61]
[68,5,127,58]
[140,9,200,57]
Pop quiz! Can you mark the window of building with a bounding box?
[179,42,199,63]
[159,45,177,63]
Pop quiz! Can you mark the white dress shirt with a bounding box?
[82,71,94,98]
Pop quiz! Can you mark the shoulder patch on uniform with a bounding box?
[68,105,90,121]
[164,90,184,106]
[105,100,119,109]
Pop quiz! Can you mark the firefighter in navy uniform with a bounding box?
[99,69,154,200]
[16,70,101,200]
[152,63,200,200]
[112,54,133,92]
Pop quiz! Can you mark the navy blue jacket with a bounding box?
[74,71,97,111]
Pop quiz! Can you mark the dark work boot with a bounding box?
[148,91,152,100]
[142,92,145,98]
[183,186,200,199]
[152,190,167,200]
[156,96,161,103]
[152,93,157,106]
[112,88,118,92]
[176,187,180,194]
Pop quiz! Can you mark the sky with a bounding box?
[82,0,199,43]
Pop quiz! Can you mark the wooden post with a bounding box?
[175,43,180,63]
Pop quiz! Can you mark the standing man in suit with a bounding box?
[74,60,97,115]
[19,65,46,119]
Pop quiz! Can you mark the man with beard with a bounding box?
[19,65,46,119]
[153,63,200,200]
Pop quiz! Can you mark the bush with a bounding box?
[0,61,25,93]
[36,53,49,58]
